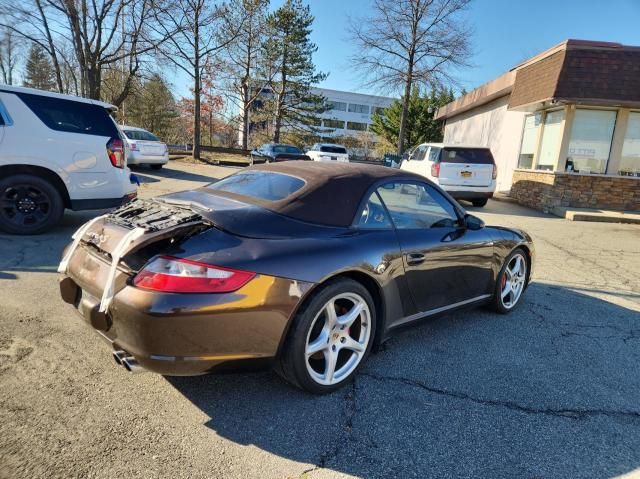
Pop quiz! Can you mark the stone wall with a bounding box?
[510,169,640,212]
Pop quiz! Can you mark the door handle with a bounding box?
[406,252,426,266]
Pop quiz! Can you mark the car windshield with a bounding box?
[124,129,160,141]
[319,146,347,154]
[273,145,302,154]
[440,148,494,164]
[208,171,305,202]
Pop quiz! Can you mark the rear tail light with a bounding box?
[133,256,255,293]
[107,138,125,168]
[492,164,498,179]
[431,162,440,178]
[130,142,138,151]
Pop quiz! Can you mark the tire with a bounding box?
[150,164,163,170]
[277,278,376,394]
[472,198,488,207]
[0,174,64,235]
[490,248,528,314]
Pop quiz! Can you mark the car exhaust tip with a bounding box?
[112,350,127,365]
[121,356,144,374]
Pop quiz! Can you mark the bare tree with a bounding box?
[153,0,243,159]
[220,0,271,149]
[0,27,20,84]
[349,0,472,154]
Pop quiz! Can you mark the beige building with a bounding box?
[436,39,640,212]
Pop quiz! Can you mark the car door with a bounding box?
[376,180,495,314]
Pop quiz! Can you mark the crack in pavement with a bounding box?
[360,372,640,422]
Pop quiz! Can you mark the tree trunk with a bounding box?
[397,62,413,155]
[35,0,64,93]
[192,17,201,160]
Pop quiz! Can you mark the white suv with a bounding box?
[401,143,497,207]
[306,143,349,162]
[122,125,169,169]
[0,85,137,234]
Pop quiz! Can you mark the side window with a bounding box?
[357,191,393,229]
[413,145,427,161]
[15,92,119,137]
[376,182,460,229]
[428,147,441,162]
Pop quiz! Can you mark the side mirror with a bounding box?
[464,214,485,230]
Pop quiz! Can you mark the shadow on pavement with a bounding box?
[168,283,640,478]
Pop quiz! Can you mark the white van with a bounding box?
[400,143,497,207]
[306,143,349,163]
[0,85,137,234]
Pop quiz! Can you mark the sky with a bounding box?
[174,0,640,99]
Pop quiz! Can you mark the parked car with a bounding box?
[122,126,169,170]
[306,143,349,162]
[58,161,534,394]
[383,153,402,168]
[401,143,497,207]
[250,143,311,164]
[0,85,137,234]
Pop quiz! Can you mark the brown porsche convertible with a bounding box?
[58,162,534,394]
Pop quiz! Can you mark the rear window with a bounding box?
[320,146,347,154]
[124,129,160,141]
[440,148,494,164]
[15,92,119,137]
[209,171,305,202]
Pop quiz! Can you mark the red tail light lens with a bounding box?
[431,162,440,177]
[492,164,498,179]
[107,138,125,168]
[133,256,255,293]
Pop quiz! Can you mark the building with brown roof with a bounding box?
[435,39,640,212]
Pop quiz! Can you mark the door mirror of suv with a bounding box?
[464,214,485,230]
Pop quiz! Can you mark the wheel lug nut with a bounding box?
[340,337,345,343]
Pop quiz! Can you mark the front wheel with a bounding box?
[491,248,528,313]
[0,174,64,235]
[277,278,376,394]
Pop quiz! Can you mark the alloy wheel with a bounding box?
[304,292,371,386]
[0,184,52,229]
[500,253,527,309]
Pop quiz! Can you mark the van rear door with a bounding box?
[437,147,495,187]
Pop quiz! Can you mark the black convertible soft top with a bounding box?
[203,161,425,227]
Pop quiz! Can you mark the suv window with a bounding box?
[428,147,441,162]
[441,147,494,164]
[16,92,119,137]
[319,145,347,154]
[209,171,305,202]
[413,145,428,161]
[376,182,460,229]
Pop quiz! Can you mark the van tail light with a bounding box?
[492,164,498,179]
[431,162,440,178]
[133,256,256,293]
[107,138,125,168]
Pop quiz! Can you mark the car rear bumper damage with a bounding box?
[58,199,312,375]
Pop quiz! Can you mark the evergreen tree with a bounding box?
[370,88,454,149]
[23,43,56,91]
[264,0,327,142]
[127,74,179,141]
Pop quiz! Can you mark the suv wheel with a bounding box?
[472,198,488,207]
[0,174,64,234]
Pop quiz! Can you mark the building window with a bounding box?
[566,109,616,174]
[372,106,386,116]
[347,121,368,131]
[323,119,345,129]
[620,112,640,177]
[518,113,542,169]
[328,101,346,112]
[348,103,370,114]
[536,109,565,171]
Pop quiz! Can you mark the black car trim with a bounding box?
[389,293,492,329]
[70,194,136,211]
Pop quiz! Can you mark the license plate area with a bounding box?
[460,171,473,178]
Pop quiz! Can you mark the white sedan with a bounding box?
[122,126,169,170]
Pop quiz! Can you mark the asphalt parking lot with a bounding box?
[1,160,639,479]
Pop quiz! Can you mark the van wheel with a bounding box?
[150,164,163,170]
[0,174,64,235]
[472,198,488,207]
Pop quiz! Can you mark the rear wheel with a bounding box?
[150,164,163,170]
[472,198,488,207]
[0,174,64,235]
[491,248,528,313]
[278,278,376,394]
